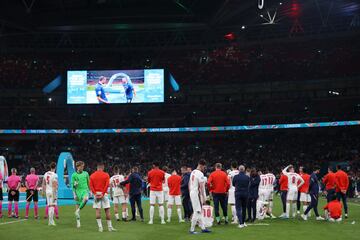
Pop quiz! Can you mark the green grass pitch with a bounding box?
[1,196,359,240]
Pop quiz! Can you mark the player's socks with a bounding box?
[107,220,113,229]
[8,203,12,217]
[45,206,49,218]
[190,218,197,232]
[54,206,59,218]
[285,203,290,218]
[149,206,155,222]
[25,203,30,217]
[159,205,165,222]
[96,218,103,229]
[48,207,54,225]
[167,208,172,222]
[34,202,38,218]
[302,206,308,216]
[76,219,81,228]
[216,216,221,223]
[122,211,127,220]
[177,208,183,222]
[292,203,297,217]
[115,213,119,220]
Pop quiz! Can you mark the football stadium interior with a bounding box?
[0,0,359,239]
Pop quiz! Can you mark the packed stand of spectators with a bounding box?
[0,37,360,89]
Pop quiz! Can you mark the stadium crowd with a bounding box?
[0,38,359,89]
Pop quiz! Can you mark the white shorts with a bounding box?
[163,190,169,202]
[93,195,111,209]
[168,195,181,206]
[46,192,57,206]
[113,195,127,204]
[287,189,298,201]
[228,189,235,204]
[259,189,272,202]
[190,191,201,212]
[150,190,164,205]
[256,200,267,220]
[300,193,310,202]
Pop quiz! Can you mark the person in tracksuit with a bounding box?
[233,165,250,229]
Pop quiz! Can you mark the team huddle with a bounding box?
[0,159,350,234]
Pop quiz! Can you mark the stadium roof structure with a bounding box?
[0,0,359,51]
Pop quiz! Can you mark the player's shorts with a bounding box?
[113,195,127,204]
[75,190,89,205]
[259,189,272,202]
[203,218,213,228]
[163,190,169,202]
[190,191,202,212]
[300,192,311,202]
[46,192,57,206]
[168,195,182,206]
[287,188,298,201]
[228,189,235,204]
[0,188,3,201]
[26,189,39,202]
[8,190,19,202]
[149,190,164,205]
[93,195,111,209]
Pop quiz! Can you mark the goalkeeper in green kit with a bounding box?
[71,161,90,228]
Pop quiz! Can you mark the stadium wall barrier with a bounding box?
[0,120,359,134]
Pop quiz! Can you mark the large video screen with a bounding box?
[67,69,164,104]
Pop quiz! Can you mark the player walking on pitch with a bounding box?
[42,162,58,226]
[189,159,211,234]
[90,162,116,232]
[71,161,90,228]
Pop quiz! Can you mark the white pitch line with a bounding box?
[0,219,27,226]
[246,223,270,226]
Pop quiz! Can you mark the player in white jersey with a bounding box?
[110,166,127,221]
[281,165,305,218]
[265,171,276,218]
[188,160,211,234]
[202,200,214,228]
[227,161,239,224]
[162,166,171,219]
[42,162,58,226]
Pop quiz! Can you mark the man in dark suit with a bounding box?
[232,165,250,229]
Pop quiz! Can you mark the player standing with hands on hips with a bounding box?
[90,162,116,232]
[71,161,90,228]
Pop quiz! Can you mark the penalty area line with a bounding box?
[0,219,27,226]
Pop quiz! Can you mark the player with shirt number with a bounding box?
[281,165,304,219]
[42,162,58,226]
[202,200,214,228]
[110,165,128,222]
[189,159,211,234]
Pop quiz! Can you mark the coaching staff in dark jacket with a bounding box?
[232,165,250,228]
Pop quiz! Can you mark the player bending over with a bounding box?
[25,167,40,219]
[43,162,58,226]
[71,161,90,228]
[324,195,342,222]
[166,169,184,223]
[281,165,304,218]
[90,162,116,232]
[189,159,211,234]
[110,165,128,221]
